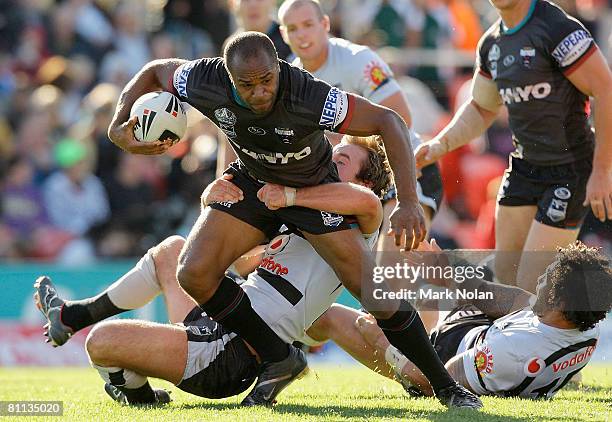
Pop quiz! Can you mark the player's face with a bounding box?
[531,260,556,315]
[280,4,330,62]
[332,143,369,185]
[234,0,274,31]
[489,0,526,11]
[231,57,280,114]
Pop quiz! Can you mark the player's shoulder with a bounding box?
[477,20,502,51]
[329,37,379,61]
[532,0,579,26]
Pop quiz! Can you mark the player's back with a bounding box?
[461,308,599,399]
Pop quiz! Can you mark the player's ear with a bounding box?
[280,25,290,44]
[323,14,331,32]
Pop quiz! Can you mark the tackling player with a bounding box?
[106,32,476,408]
[277,0,443,238]
[34,136,480,408]
[415,0,612,292]
[354,240,612,399]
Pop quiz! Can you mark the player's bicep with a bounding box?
[471,71,502,114]
[339,94,393,136]
[565,47,612,98]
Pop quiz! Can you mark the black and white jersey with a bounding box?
[460,308,599,399]
[240,227,379,345]
[171,58,353,187]
[476,0,596,165]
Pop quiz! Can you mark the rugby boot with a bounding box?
[241,344,308,407]
[33,276,74,347]
[104,383,172,406]
[436,382,483,409]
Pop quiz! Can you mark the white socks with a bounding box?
[106,251,162,310]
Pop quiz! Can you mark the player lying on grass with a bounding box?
[34,135,480,408]
[350,240,612,399]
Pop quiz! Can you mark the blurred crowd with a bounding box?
[0,0,610,263]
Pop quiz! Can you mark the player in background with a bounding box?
[34,136,478,408]
[415,0,612,293]
[229,0,292,61]
[354,240,612,399]
[278,0,443,237]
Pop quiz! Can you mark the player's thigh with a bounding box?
[516,221,580,293]
[86,320,187,385]
[494,204,537,284]
[179,207,267,278]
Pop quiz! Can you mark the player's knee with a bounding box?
[86,322,117,364]
[151,235,184,274]
[176,257,220,302]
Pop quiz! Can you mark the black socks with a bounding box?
[199,276,289,362]
[376,301,455,393]
[61,293,125,332]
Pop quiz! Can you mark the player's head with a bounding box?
[224,31,280,114]
[333,135,392,198]
[532,242,612,331]
[278,0,330,64]
[488,0,527,12]
[230,0,276,33]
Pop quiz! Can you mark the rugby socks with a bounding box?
[376,300,455,393]
[93,365,157,404]
[200,275,289,361]
[61,252,161,332]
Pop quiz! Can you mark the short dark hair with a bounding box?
[342,135,392,198]
[546,242,612,331]
[223,31,278,73]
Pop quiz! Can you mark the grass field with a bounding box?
[1,364,610,421]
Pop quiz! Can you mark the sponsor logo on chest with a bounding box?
[499,82,552,104]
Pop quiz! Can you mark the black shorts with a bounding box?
[382,163,443,215]
[497,156,592,229]
[209,161,354,237]
[429,305,493,364]
[176,306,259,399]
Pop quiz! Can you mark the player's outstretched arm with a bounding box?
[257,182,382,234]
[414,72,502,169]
[108,59,187,155]
[566,48,612,222]
[341,96,425,250]
[421,240,533,319]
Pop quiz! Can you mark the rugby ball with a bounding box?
[130,91,187,143]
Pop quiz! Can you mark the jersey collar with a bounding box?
[230,83,250,108]
[501,0,537,35]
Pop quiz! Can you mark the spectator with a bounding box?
[43,138,110,263]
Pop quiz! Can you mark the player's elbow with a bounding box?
[379,108,405,134]
[358,189,381,220]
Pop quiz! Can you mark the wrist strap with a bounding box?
[285,187,297,207]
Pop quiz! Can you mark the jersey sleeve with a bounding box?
[546,13,596,75]
[351,48,402,103]
[463,333,524,395]
[169,58,211,102]
[475,33,492,79]
[291,67,355,133]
